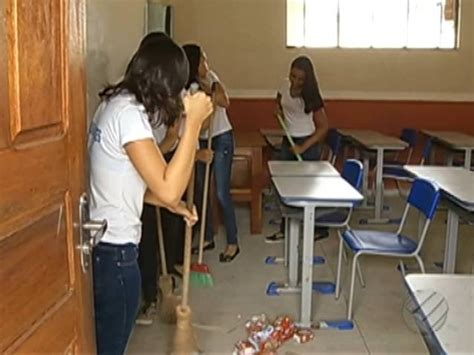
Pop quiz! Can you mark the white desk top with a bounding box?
[404,166,474,209]
[405,274,474,355]
[341,129,408,150]
[268,161,340,177]
[423,130,474,149]
[272,176,363,206]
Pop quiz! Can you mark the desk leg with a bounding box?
[366,149,389,224]
[444,209,459,273]
[464,149,472,169]
[359,155,371,209]
[300,205,315,328]
[429,145,436,165]
[446,151,454,166]
[250,147,263,234]
[288,217,299,287]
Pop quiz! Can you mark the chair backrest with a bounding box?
[399,128,418,163]
[407,178,441,220]
[326,129,342,165]
[420,138,433,165]
[342,159,364,190]
[400,128,418,148]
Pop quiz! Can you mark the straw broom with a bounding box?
[172,168,200,355]
[156,207,181,324]
[190,87,217,288]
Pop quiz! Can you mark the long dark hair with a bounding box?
[182,44,202,89]
[99,33,189,127]
[291,56,321,114]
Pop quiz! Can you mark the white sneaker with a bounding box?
[135,302,157,326]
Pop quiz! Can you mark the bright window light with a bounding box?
[287,0,458,49]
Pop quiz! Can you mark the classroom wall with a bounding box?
[170,0,474,134]
[171,0,473,101]
[86,0,147,120]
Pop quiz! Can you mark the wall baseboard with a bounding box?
[229,89,474,102]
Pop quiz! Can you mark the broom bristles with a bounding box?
[159,293,181,324]
[190,262,210,274]
[190,262,214,287]
[171,305,200,355]
[158,275,180,324]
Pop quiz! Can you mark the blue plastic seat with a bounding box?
[342,230,417,254]
[335,178,441,320]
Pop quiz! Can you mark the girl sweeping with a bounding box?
[183,44,240,263]
[266,56,329,243]
[88,35,212,355]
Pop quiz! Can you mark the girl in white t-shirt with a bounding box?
[88,34,212,355]
[266,56,329,243]
[183,44,239,263]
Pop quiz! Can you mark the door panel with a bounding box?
[0,0,94,353]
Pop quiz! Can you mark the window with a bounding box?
[287,0,459,49]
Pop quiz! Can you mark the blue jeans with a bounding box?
[196,130,238,245]
[93,243,141,355]
[280,136,322,161]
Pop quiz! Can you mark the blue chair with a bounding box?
[313,159,364,226]
[335,178,441,320]
[383,137,433,196]
[325,129,342,165]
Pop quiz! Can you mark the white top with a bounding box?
[405,274,474,355]
[88,94,154,245]
[268,161,340,177]
[200,70,232,139]
[278,79,315,138]
[152,123,167,144]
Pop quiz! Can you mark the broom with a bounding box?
[156,207,181,324]
[172,168,200,354]
[190,86,217,287]
[276,111,303,162]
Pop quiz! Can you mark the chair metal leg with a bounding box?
[284,217,289,267]
[335,235,344,300]
[347,253,360,320]
[342,245,348,262]
[356,260,365,288]
[414,255,425,273]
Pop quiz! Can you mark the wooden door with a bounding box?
[0,0,95,353]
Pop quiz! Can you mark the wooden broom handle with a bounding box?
[197,111,215,264]
[181,168,196,308]
[155,207,168,276]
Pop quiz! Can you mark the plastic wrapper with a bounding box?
[234,314,314,354]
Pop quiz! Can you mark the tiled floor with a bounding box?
[128,195,473,354]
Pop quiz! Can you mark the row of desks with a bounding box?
[261,129,474,225]
[269,161,473,330]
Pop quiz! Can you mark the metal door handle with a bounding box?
[76,193,107,273]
